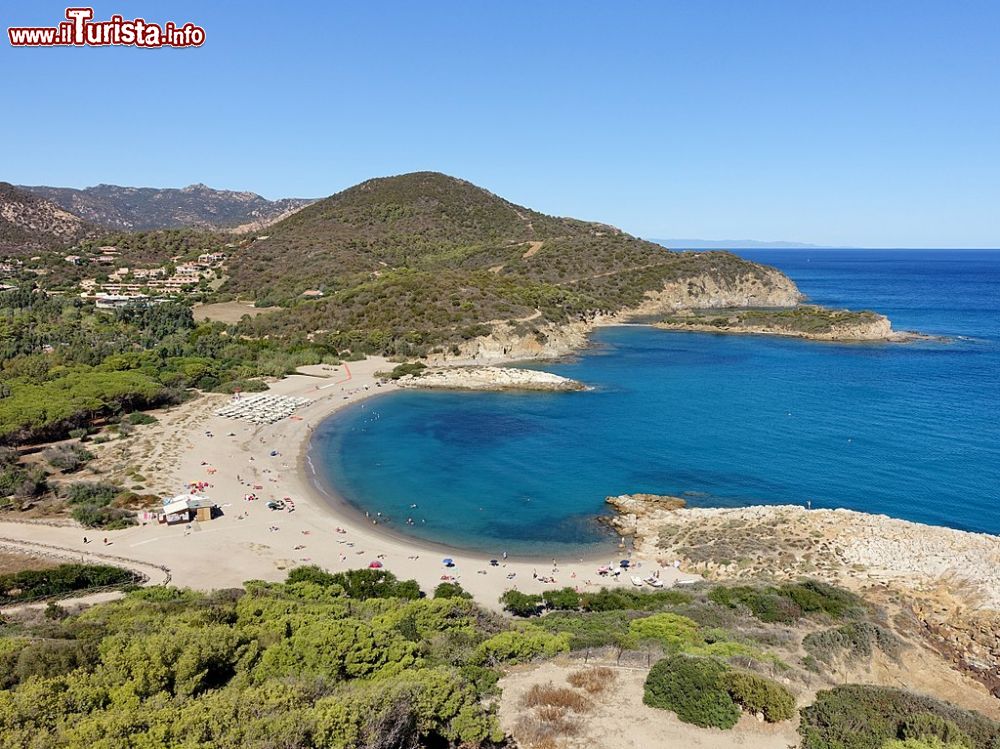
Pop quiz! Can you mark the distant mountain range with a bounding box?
[18,183,315,233]
[653,238,828,250]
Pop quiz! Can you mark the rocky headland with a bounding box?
[605,495,1000,695]
[396,366,586,391]
[653,305,916,342]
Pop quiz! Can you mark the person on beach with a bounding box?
[83,536,88,544]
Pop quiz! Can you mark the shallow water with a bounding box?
[311,250,1000,553]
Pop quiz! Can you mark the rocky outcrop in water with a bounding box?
[397,366,586,392]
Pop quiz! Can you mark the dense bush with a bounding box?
[803,622,904,664]
[387,361,427,379]
[472,626,571,666]
[579,586,691,612]
[0,576,508,748]
[536,610,636,649]
[124,412,158,425]
[778,580,863,619]
[41,443,93,472]
[434,582,472,599]
[287,566,420,600]
[500,589,543,617]
[708,580,861,624]
[0,563,137,604]
[62,481,135,528]
[722,671,796,723]
[643,654,740,729]
[541,586,582,610]
[799,685,1000,749]
[628,612,702,651]
[709,585,802,623]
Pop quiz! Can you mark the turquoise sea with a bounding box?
[310,250,1000,554]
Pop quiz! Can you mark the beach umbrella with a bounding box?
[619,559,630,568]
[489,559,499,566]
[368,561,383,569]
[442,558,454,567]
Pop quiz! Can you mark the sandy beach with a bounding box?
[0,357,694,608]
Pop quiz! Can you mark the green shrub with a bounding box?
[42,443,94,472]
[779,580,863,619]
[0,563,136,604]
[433,582,471,599]
[330,568,421,600]
[387,361,427,379]
[799,685,1000,749]
[500,589,542,617]
[286,565,339,587]
[898,714,973,747]
[535,610,635,649]
[722,670,796,722]
[580,586,690,612]
[803,622,904,664]
[643,655,740,729]
[628,613,701,651]
[884,740,970,749]
[708,585,802,623]
[472,626,571,666]
[542,586,581,610]
[124,412,158,425]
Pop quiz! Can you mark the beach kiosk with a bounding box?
[159,494,217,525]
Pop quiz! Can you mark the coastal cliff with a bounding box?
[436,266,806,362]
[396,366,586,391]
[628,265,803,314]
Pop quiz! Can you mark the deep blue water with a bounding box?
[311,250,1000,554]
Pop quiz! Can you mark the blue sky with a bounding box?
[2,1,998,247]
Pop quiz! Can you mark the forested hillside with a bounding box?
[223,172,800,354]
[0,288,338,445]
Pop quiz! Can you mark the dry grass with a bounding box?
[566,666,617,695]
[513,711,584,749]
[514,682,592,749]
[521,682,592,712]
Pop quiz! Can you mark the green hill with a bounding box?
[224,172,801,356]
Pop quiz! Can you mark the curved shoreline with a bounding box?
[302,389,620,562]
[0,356,653,608]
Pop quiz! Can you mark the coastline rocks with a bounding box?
[605,493,687,536]
[655,307,904,342]
[396,366,586,392]
[611,502,1000,610]
[433,269,805,363]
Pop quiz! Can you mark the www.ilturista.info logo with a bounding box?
[8,7,205,48]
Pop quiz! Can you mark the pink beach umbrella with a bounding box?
[368,560,383,569]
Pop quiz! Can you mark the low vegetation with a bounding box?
[0,563,138,604]
[0,570,512,748]
[799,685,1000,749]
[62,481,137,529]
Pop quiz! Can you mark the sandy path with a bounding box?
[1,358,696,608]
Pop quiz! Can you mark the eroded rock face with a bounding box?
[397,366,586,392]
[633,267,804,314]
[604,494,687,536]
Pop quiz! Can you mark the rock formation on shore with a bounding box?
[654,305,907,342]
[397,366,586,391]
[605,495,1000,696]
